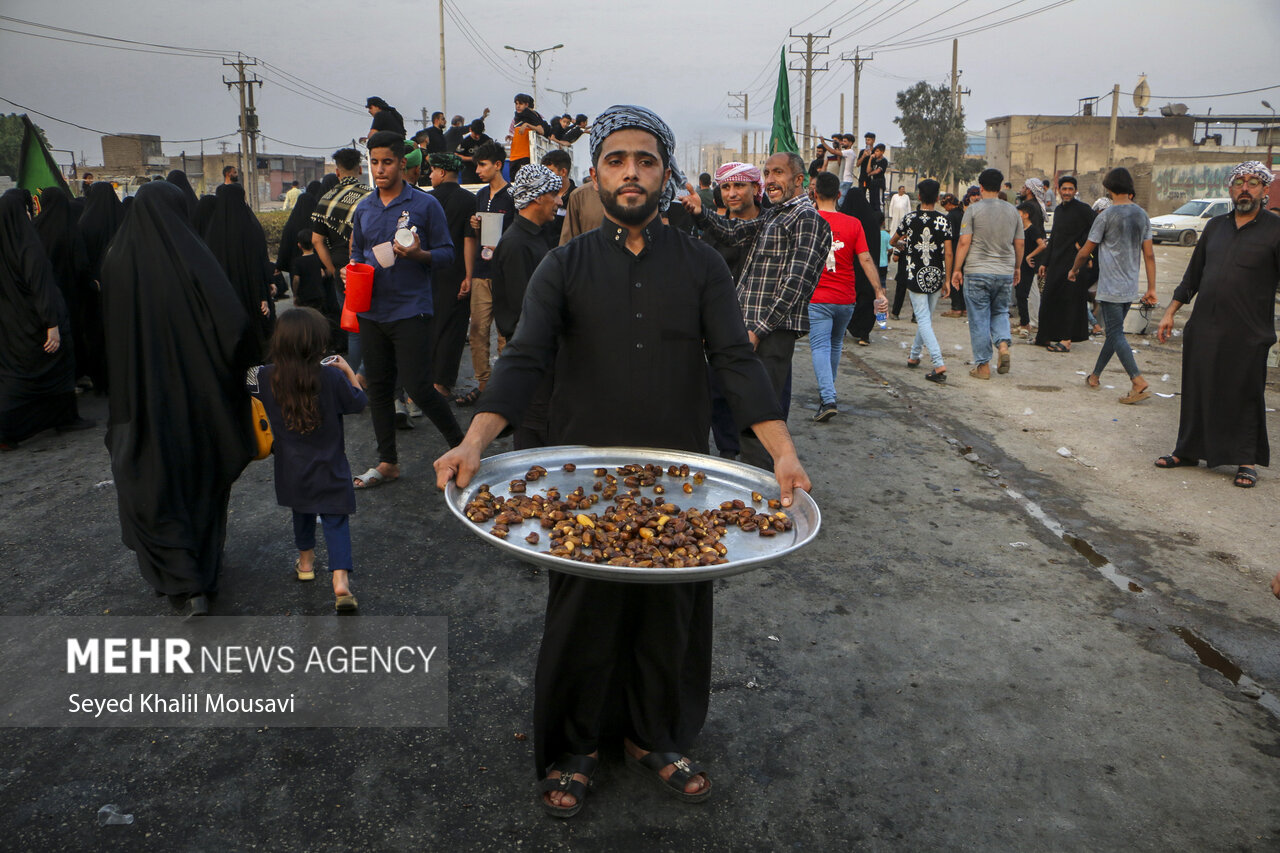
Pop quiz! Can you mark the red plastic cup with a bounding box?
[340,305,360,333]
[344,262,374,313]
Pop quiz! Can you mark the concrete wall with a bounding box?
[1150,146,1273,214]
[101,134,163,176]
[986,115,1195,208]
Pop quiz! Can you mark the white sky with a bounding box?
[3,0,1278,169]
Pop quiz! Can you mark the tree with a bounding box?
[892,82,983,185]
[0,113,51,180]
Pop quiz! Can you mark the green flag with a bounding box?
[17,114,69,213]
[769,48,798,155]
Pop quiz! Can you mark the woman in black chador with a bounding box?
[33,187,94,384]
[101,181,258,621]
[0,190,90,448]
[203,182,272,356]
[77,181,123,392]
[165,169,200,221]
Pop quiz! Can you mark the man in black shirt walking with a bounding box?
[435,105,810,819]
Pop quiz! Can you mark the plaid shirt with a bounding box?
[696,194,831,337]
[310,176,373,252]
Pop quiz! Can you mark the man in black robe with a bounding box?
[0,190,88,448]
[203,182,272,358]
[1035,175,1095,351]
[102,181,258,621]
[426,153,476,397]
[1155,162,1280,488]
[434,105,811,818]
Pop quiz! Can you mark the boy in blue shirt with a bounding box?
[348,131,464,488]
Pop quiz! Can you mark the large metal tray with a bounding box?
[444,445,821,583]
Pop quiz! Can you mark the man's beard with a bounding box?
[600,183,659,225]
[1235,195,1259,213]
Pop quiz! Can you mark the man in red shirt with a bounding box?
[809,171,886,421]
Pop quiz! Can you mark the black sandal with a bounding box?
[625,750,712,803]
[453,387,481,406]
[537,754,597,819]
[925,369,947,383]
[1233,466,1258,488]
[1154,455,1198,469]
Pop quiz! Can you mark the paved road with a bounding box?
[1,265,1278,850]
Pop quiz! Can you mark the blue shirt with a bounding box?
[350,181,455,323]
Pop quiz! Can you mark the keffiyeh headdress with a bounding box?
[510,164,562,210]
[714,162,764,201]
[588,105,688,211]
[428,152,463,174]
[1024,177,1048,212]
[1227,161,1274,187]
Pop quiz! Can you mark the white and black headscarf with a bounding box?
[510,164,562,210]
[588,105,688,211]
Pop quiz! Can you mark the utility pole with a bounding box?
[438,0,447,115]
[503,43,564,106]
[548,87,587,114]
[223,54,262,210]
[1107,83,1120,167]
[245,71,263,210]
[839,93,845,134]
[788,30,831,151]
[417,107,430,129]
[839,48,872,142]
[946,39,961,193]
[728,92,748,160]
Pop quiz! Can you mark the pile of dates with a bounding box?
[463,461,792,568]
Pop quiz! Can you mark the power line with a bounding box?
[257,60,366,111]
[442,0,526,83]
[0,14,233,54]
[259,135,353,151]
[1119,84,1280,100]
[0,25,225,58]
[0,95,235,142]
[869,0,1078,53]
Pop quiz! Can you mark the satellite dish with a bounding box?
[1133,74,1151,116]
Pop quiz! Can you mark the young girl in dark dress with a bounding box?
[250,308,367,611]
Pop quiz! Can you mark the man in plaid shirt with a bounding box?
[685,152,860,468]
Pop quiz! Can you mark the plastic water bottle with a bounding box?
[875,311,888,330]
[97,804,134,826]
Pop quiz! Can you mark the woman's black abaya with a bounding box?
[77,181,122,392]
[840,189,882,342]
[193,194,216,236]
[275,180,323,281]
[0,191,79,445]
[34,188,94,383]
[165,169,200,222]
[101,181,257,600]
[203,182,272,357]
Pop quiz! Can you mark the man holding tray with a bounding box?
[435,105,811,819]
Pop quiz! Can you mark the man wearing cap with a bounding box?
[1155,162,1280,489]
[435,105,810,818]
[401,142,424,188]
[427,152,476,398]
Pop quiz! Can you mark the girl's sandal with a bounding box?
[294,557,315,582]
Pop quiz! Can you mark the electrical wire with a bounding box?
[0,14,234,54]
[0,95,235,142]
[1119,84,1280,100]
[259,134,354,151]
[442,0,527,83]
[257,60,366,111]
[442,7,526,85]
[868,0,1077,53]
[0,25,226,58]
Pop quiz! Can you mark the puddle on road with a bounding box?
[1172,627,1280,718]
[1000,486,1278,721]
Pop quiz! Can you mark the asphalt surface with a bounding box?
[1,267,1278,851]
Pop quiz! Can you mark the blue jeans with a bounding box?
[1092,301,1141,380]
[809,302,856,404]
[962,273,1013,366]
[292,511,354,572]
[908,291,944,367]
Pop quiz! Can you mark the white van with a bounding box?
[1149,198,1231,246]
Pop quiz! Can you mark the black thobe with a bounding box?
[204,183,272,358]
[101,181,257,598]
[77,182,122,392]
[0,191,78,444]
[1035,198,1095,346]
[1172,210,1280,468]
[33,188,93,383]
[476,219,782,777]
[428,181,476,390]
[490,214,552,448]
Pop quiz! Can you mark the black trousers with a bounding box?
[891,265,910,317]
[533,572,713,777]
[360,314,463,464]
[848,277,877,341]
[431,275,471,390]
[739,330,796,471]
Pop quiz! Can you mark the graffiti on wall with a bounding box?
[1153,163,1233,202]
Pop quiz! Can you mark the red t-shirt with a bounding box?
[811,210,868,304]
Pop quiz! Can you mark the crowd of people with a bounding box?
[1,86,1277,819]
